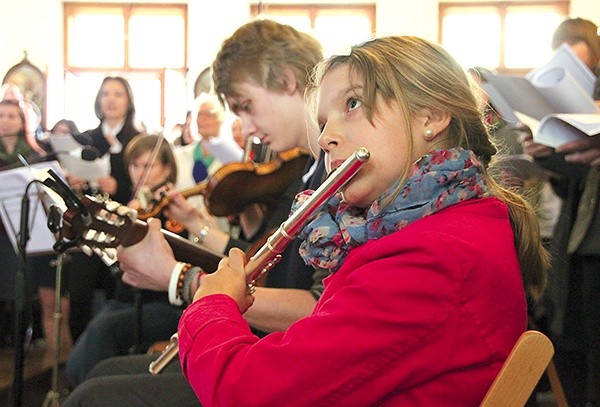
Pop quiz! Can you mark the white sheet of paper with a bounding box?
[47,133,110,182]
[0,161,67,255]
[518,111,600,148]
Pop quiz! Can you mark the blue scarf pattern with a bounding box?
[293,148,488,272]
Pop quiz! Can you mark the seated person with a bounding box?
[62,19,325,407]
[65,134,185,386]
[127,36,547,405]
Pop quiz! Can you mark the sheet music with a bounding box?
[532,68,598,114]
[480,44,599,123]
[47,133,110,182]
[516,111,600,148]
[527,43,597,95]
[0,161,67,255]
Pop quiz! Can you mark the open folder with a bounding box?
[0,161,67,255]
[479,44,600,147]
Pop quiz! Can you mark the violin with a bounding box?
[137,147,310,220]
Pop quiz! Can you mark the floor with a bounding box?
[0,340,70,407]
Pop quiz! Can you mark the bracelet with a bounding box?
[182,266,205,304]
[175,263,193,304]
[168,262,189,306]
[192,225,210,245]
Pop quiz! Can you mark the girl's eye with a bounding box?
[347,98,362,111]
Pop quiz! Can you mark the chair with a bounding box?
[480,330,555,407]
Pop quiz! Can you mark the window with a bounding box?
[64,3,188,132]
[439,2,569,73]
[250,4,376,57]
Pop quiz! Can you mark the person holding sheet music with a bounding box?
[64,134,187,387]
[65,76,141,342]
[520,17,600,406]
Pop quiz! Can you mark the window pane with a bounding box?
[257,10,312,34]
[164,69,188,136]
[129,11,185,68]
[442,8,500,69]
[504,8,564,69]
[128,75,163,133]
[64,72,106,131]
[67,12,124,67]
[314,12,373,56]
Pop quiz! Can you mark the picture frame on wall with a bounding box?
[2,52,46,130]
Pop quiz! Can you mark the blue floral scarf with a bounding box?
[292,148,488,272]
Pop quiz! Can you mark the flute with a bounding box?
[149,147,370,375]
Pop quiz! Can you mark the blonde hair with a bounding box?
[307,36,548,300]
[212,19,323,105]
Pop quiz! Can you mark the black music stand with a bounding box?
[0,162,66,407]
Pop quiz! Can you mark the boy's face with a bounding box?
[225,81,309,153]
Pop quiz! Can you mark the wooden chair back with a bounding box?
[480,330,555,407]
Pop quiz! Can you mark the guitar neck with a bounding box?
[128,218,224,272]
[60,195,224,273]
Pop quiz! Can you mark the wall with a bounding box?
[0,0,597,127]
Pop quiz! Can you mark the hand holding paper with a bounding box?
[480,44,600,149]
[555,134,600,167]
[47,133,110,182]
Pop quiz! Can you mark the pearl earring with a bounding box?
[424,128,434,140]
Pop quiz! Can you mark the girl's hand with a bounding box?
[193,247,254,313]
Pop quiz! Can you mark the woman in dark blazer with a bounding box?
[66,76,141,341]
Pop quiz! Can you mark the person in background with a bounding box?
[230,116,245,150]
[65,76,141,341]
[62,19,325,406]
[64,134,185,386]
[519,17,600,406]
[173,92,243,191]
[0,83,44,152]
[49,119,79,137]
[0,98,50,350]
[31,118,81,354]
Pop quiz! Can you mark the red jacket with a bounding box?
[179,197,527,406]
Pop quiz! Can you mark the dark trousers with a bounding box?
[554,254,600,406]
[66,252,116,341]
[63,354,200,407]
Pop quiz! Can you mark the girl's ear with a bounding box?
[281,68,299,95]
[419,107,451,141]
